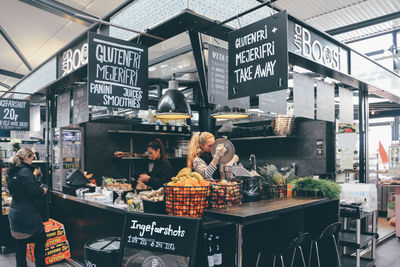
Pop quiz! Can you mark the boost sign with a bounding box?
[87,32,148,110]
[0,99,29,131]
[228,10,288,99]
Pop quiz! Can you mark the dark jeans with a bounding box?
[15,230,46,267]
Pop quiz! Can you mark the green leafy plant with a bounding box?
[292,177,341,199]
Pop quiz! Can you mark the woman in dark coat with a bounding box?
[7,148,47,267]
[138,139,171,189]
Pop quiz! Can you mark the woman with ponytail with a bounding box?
[187,132,226,180]
[138,138,171,189]
[7,148,47,267]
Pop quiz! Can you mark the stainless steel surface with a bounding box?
[50,190,127,215]
[236,224,243,267]
[211,138,235,164]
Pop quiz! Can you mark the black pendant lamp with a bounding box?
[211,105,250,119]
[155,80,192,120]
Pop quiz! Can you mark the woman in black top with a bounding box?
[7,148,47,267]
[138,139,171,189]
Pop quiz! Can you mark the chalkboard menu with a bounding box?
[120,213,201,267]
[72,85,89,124]
[208,45,249,109]
[56,91,71,128]
[0,98,30,131]
[87,32,148,110]
[228,10,288,99]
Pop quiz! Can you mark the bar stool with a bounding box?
[256,232,309,267]
[308,222,342,267]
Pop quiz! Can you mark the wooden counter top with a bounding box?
[204,197,337,225]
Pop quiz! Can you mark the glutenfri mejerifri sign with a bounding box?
[228,10,288,99]
[88,32,148,110]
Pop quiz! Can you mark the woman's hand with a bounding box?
[138,173,150,183]
[214,144,227,160]
[43,187,48,195]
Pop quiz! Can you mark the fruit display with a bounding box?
[164,168,210,217]
[211,179,243,208]
[258,164,288,199]
[167,168,210,186]
[141,188,164,202]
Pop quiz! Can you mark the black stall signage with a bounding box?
[228,10,288,99]
[57,38,88,78]
[0,99,29,130]
[87,32,148,110]
[120,213,201,267]
[287,19,349,74]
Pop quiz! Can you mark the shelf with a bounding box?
[339,230,375,248]
[340,255,374,267]
[117,157,186,160]
[229,135,296,141]
[108,130,190,137]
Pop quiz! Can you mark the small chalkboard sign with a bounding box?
[87,32,148,110]
[120,213,202,267]
[228,10,288,99]
[0,98,30,131]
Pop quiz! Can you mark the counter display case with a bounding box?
[52,128,83,191]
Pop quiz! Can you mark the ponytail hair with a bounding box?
[12,148,35,166]
[148,138,167,160]
[187,131,214,169]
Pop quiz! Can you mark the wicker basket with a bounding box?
[164,185,211,217]
[272,115,295,136]
[210,180,243,208]
[260,184,287,199]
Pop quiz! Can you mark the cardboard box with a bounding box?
[27,219,70,265]
[340,183,378,212]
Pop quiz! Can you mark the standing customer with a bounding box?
[187,132,227,180]
[7,148,47,267]
[138,138,171,189]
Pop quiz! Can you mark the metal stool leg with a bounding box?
[290,247,297,267]
[273,255,277,267]
[308,241,314,267]
[256,252,261,267]
[315,241,321,267]
[298,246,307,267]
[332,235,342,267]
[280,254,285,267]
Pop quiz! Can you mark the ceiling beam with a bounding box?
[18,0,96,26]
[326,11,400,36]
[0,25,32,71]
[0,82,10,89]
[0,69,24,79]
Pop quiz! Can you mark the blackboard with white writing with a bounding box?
[87,32,148,110]
[56,91,71,128]
[0,99,30,131]
[72,85,89,124]
[120,213,201,267]
[228,10,288,99]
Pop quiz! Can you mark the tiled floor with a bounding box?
[0,252,79,267]
[1,233,399,266]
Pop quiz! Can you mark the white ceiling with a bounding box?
[0,0,399,93]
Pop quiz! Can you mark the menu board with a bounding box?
[87,32,148,110]
[316,80,334,122]
[120,213,201,267]
[57,91,71,128]
[0,98,30,131]
[293,72,314,119]
[72,85,89,124]
[228,10,288,99]
[208,45,249,109]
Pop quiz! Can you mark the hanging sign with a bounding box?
[228,10,288,99]
[57,37,88,78]
[0,99,30,131]
[120,213,201,267]
[87,32,148,110]
[288,19,349,74]
[208,45,249,109]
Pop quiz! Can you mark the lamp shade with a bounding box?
[155,89,192,120]
[211,105,250,119]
